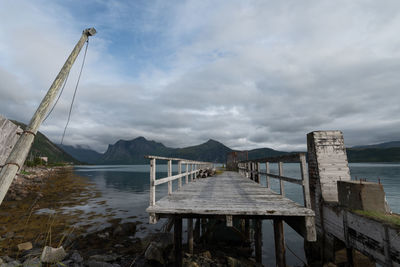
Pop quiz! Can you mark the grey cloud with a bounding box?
[2,0,400,153]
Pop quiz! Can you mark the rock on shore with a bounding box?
[4,166,66,201]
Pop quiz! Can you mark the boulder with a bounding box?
[17,242,33,251]
[86,260,115,267]
[4,231,14,239]
[2,260,21,267]
[89,254,119,262]
[70,251,83,263]
[112,222,137,237]
[22,258,41,267]
[40,246,67,263]
[144,242,164,264]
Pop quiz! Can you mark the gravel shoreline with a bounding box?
[0,167,263,267]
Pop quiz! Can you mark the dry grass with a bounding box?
[353,210,400,227]
[0,168,102,257]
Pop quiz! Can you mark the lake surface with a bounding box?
[73,163,400,266]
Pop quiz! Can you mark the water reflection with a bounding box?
[73,163,400,265]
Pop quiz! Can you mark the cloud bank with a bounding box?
[1,0,400,152]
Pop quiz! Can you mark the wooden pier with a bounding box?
[146,131,400,266]
[146,155,316,266]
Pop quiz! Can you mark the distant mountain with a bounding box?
[58,144,102,164]
[11,121,80,164]
[352,141,400,149]
[97,137,171,164]
[247,148,288,160]
[96,137,287,164]
[347,147,400,163]
[170,139,232,163]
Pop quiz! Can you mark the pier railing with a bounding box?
[238,153,311,209]
[145,155,213,223]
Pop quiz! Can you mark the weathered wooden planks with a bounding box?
[322,204,400,266]
[0,116,22,167]
[147,171,315,217]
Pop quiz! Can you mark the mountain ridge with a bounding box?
[11,120,80,164]
[58,136,400,165]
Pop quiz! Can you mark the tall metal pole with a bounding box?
[0,28,97,205]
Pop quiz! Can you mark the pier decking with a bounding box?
[146,171,314,218]
[145,154,316,266]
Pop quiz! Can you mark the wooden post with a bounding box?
[194,218,200,242]
[278,162,284,196]
[256,162,260,183]
[201,218,207,241]
[254,219,262,264]
[174,216,182,267]
[300,154,311,209]
[187,218,193,254]
[190,164,193,182]
[0,28,97,205]
[185,163,189,184]
[168,160,172,195]
[150,158,156,206]
[178,161,182,189]
[250,162,254,180]
[266,162,270,189]
[273,218,286,267]
[245,219,250,241]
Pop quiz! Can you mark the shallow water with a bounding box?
[73,163,400,266]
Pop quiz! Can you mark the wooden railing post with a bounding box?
[185,164,189,184]
[190,164,193,182]
[250,162,254,180]
[266,162,270,189]
[178,161,182,189]
[150,158,156,206]
[168,160,172,195]
[300,154,311,209]
[278,162,285,196]
[256,162,260,183]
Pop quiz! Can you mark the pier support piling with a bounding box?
[187,218,193,254]
[194,218,200,242]
[273,218,286,267]
[254,219,262,263]
[174,216,182,267]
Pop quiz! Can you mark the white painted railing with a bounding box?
[238,153,311,209]
[145,155,213,222]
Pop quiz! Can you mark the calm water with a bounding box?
[73,163,400,266]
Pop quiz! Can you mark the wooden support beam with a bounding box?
[245,219,250,241]
[194,218,200,243]
[278,162,285,196]
[178,161,182,189]
[187,218,193,254]
[266,162,270,188]
[201,218,207,244]
[300,154,311,209]
[226,215,233,227]
[254,219,262,264]
[150,158,156,206]
[168,160,172,195]
[174,216,182,267]
[185,164,189,184]
[0,28,96,205]
[273,218,286,267]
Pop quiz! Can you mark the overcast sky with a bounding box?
[1,0,400,152]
